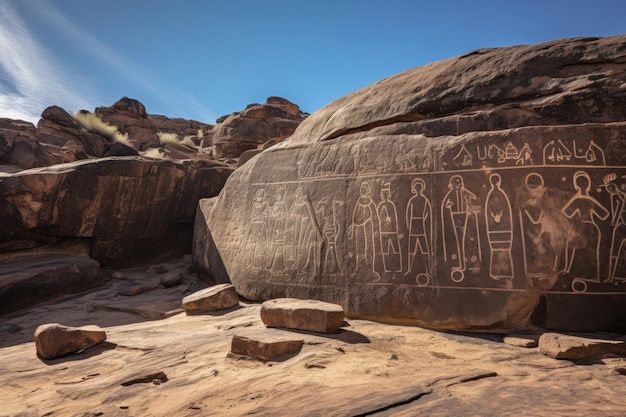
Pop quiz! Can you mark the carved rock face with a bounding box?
[196,35,626,331]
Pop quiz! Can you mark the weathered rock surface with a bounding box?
[34,323,107,360]
[95,97,158,149]
[0,255,102,314]
[260,298,345,333]
[211,96,309,160]
[182,283,239,314]
[539,332,626,360]
[230,328,304,360]
[2,276,626,416]
[149,114,212,140]
[0,156,233,266]
[196,35,626,331]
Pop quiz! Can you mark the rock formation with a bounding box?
[210,96,309,160]
[0,156,232,266]
[0,255,102,314]
[196,35,626,331]
[182,283,239,314]
[260,298,345,333]
[34,323,107,360]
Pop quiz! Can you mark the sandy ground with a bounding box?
[1,259,625,416]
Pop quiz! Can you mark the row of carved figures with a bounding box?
[247,170,626,292]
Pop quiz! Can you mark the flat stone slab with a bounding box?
[181,283,239,314]
[34,323,107,360]
[503,335,539,348]
[538,332,626,360]
[0,255,102,315]
[230,328,304,361]
[260,298,344,334]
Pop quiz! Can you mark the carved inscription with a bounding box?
[245,136,625,294]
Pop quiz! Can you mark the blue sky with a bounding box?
[1,0,625,124]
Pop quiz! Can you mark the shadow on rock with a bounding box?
[38,341,118,365]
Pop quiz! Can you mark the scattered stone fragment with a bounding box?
[121,371,168,386]
[160,271,183,288]
[5,323,23,334]
[503,335,539,348]
[151,265,170,274]
[230,329,304,361]
[181,283,239,314]
[304,363,326,369]
[34,323,107,360]
[111,271,126,280]
[538,333,626,360]
[117,284,156,296]
[260,298,344,334]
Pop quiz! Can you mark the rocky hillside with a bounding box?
[0,95,308,313]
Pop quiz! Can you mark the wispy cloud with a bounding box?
[0,1,93,123]
[27,0,215,122]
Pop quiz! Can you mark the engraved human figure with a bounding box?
[406,178,432,285]
[377,182,402,273]
[351,182,379,279]
[249,188,270,270]
[290,187,319,275]
[485,174,513,280]
[441,175,479,282]
[268,186,287,273]
[601,176,626,282]
[561,171,609,292]
[316,198,341,276]
[519,173,561,282]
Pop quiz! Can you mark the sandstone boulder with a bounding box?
[182,283,239,314]
[196,35,626,331]
[0,255,102,315]
[211,96,308,160]
[230,328,304,361]
[260,298,345,333]
[0,156,233,266]
[149,114,212,138]
[538,332,626,360]
[95,97,157,149]
[34,323,107,360]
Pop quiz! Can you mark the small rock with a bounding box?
[230,329,303,361]
[34,323,107,360]
[117,284,156,296]
[160,272,183,288]
[260,298,345,334]
[182,284,239,314]
[503,335,539,348]
[152,265,169,274]
[5,323,23,334]
[390,354,399,360]
[538,333,626,360]
[111,271,126,280]
[121,371,168,386]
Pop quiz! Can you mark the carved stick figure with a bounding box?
[249,188,269,270]
[485,174,513,280]
[351,182,379,280]
[561,171,609,292]
[377,182,402,273]
[441,175,478,282]
[406,178,432,285]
